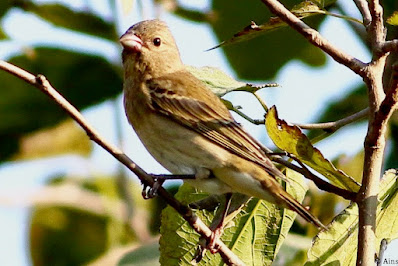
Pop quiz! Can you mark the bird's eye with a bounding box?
[153,37,161,46]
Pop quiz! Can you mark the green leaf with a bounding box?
[265,106,360,192]
[16,2,118,41]
[160,168,308,265]
[186,66,278,96]
[387,11,398,25]
[0,27,7,40]
[116,243,160,266]
[0,47,122,161]
[306,169,398,265]
[0,0,11,19]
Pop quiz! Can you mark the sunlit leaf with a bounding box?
[306,169,398,265]
[187,66,278,96]
[160,168,308,265]
[387,11,398,25]
[265,106,360,191]
[15,2,118,40]
[12,119,92,160]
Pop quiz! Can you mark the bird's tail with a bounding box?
[279,191,327,230]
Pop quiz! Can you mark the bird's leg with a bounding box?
[142,174,196,199]
[207,192,233,253]
[192,194,250,262]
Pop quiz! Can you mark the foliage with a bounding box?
[0,0,398,266]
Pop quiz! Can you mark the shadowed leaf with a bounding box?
[0,47,122,161]
[265,106,360,191]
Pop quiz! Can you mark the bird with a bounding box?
[119,19,324,229]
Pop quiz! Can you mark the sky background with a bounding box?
[0,0,396,265]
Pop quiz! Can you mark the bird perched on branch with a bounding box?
[120,19,324,229]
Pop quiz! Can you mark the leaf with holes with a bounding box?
[265,106,360,192]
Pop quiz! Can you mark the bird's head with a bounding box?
[120,19,183,76]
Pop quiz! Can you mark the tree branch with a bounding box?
[353,0,371,27]
[381,40,398,53]
[0,60,244,266]
[357,1,389,264]
[260,0,367,76]
[294,108,369,131]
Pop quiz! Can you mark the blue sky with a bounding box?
[0,0,396,265]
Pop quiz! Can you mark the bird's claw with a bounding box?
[141,176,165,199]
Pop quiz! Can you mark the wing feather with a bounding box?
[146,72,284,179]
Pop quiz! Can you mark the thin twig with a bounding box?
[253,91,269,112]
[230,108,264,125]
[294,108,369,131]
[0,60,244,266]
[376,239,388,266]
[260,0,367,76]
[353,0,371,27]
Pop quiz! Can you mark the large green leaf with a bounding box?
[206,0,328,80]
[306,169,398,265]
[159,168,308,265]
[0,47,122,161]
[15,2,118,41]
[265,106,360,191]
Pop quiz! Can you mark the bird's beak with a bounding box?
[120,32,143,52]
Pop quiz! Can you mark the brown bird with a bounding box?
[120,19,324,229]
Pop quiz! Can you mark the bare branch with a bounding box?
[368,0,386,53]
[356,1,390,263]
[294,108,369,131]
[260,0,367,76]
[381,40,398,53]
[376,239,388,266]
[0,60,244,266]
[353,0,371,27]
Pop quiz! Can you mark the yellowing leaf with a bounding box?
[306,169,398,265]
[265,106,360,192]
[387,11,398,25]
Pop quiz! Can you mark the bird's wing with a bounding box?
[146,72,285,180]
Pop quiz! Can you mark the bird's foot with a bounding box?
[141,174,196,199]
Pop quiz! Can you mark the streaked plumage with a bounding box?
[120,19,324,229]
